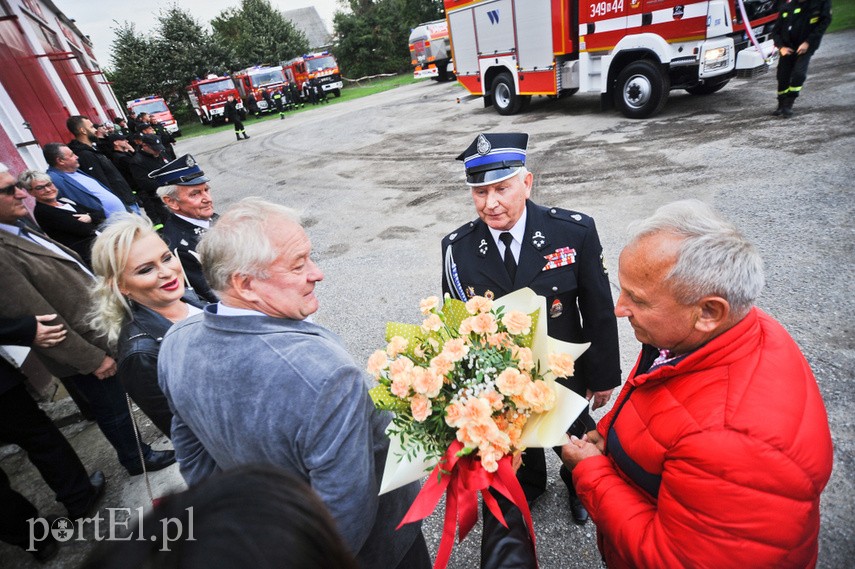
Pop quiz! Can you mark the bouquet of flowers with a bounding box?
[368,288,589,568]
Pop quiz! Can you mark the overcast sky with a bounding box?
[51,0,342,68]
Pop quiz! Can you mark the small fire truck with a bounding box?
[281,52,344,98]
[233,65,289,112]
[444,0,779,117]
[186,74,243,125]
[126,96,180,135]
[409,19,455,81]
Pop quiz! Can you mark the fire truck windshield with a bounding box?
[250,70,286,87]
[306,56,337,73]
[131,100,169,114]
[198,79,234,95]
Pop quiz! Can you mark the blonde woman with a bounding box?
[89,213,205,437]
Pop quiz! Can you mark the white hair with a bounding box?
[156,185,180,201]
[198,197,301,294]
[627,199,764,317]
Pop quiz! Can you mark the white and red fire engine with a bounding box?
[186,74,243,125]
[444,0,778,117]
[126,96,180,135]
[409,19,455,81]
[233,65,289,112]
[281,52,344,98]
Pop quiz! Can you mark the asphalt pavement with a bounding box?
[2,29,853,568]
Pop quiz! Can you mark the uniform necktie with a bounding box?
[499,232,517,282]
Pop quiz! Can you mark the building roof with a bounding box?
[283,6,332,50]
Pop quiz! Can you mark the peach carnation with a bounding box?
[391,377,411,399]
[548,352,575,378]
[458,317,474,336]
[465,296,493,315]
[502,311,532,336]
[470,312,498,335]
[386,336,409,357]
[410,394,432,422]
[496,367,530,397]
[367,350,388,378]
[523,380,556,414]
[487,332,510,348]
[429,353,454,376]
[442,338,470,362]
[422,313,443,332]
[419,296,440,315]
[445,401,466,428]
[412,367,443,398]
[388,356,414,382]
[482,388,505,411]
[512,346,535,371]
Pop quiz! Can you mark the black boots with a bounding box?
[773,97,795,118]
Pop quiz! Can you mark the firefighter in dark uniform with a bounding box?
[272,87,286,119]
[128,134,170,226]
[223,94,249,141]
[441,134,621,564]
[771,0,832,117]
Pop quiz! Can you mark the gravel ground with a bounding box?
[2,29,853,568]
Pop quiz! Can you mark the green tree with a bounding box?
[332,0,443,78]
[105,22,160,106]
[211,0,310,68]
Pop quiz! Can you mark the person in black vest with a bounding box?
[771,0,832,117]
[441,133,621,566]
[223,95,249,140]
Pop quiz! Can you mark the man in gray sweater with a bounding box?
[158,198,429,568]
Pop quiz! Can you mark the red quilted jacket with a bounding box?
[573,308,833,568]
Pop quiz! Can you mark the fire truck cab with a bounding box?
[282,52,344,98]
[233,66,289,112]
[126,96,180,135]
[445,0,778,118]
[186,74,243,125]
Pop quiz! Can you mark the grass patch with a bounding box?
[176,74,419,140]
[828,0,855,33]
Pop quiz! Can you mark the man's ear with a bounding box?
[694,296,730,334]
[161,195,179,212]
[228,273,259,303]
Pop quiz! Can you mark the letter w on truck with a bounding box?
[445,0,778,117]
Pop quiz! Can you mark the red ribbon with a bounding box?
[397,441,538,569]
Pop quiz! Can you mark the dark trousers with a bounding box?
[0,383,92,541]
[62,374,150,472]
[777,51,814,100]
[232,117,245,133]
[394,531,432,569]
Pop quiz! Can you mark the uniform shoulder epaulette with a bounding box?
[546,207,592,227]
[442,219,480,245]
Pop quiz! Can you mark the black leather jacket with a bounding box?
[116,292,205,436]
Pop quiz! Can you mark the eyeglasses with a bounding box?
[0,182,22,196]
[31,181,55,192]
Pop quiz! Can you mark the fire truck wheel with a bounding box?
[332,89,341,97]
[492,72,525,115]
[615,60,669,119]
[685,79,730,95]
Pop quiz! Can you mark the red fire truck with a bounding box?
[233,65,289,112]
[445,0,778,117]
[127,96,180,135]
[410,19,455,81]
[186,74,243,125]
[281,52,344,98]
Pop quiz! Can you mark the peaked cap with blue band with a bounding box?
[148,154,209,187]
[457,132,528,186]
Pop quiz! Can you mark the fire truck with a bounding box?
[233,65,289,112]
[281,52,344,98]
[126,96,180,135]
[410,20,455,81]
[444,0,778,117]
[186,74,243,125]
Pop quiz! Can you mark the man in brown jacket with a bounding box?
[0,162,174,476]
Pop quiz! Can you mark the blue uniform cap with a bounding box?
[457,133,528,186]
[148,154,209,186]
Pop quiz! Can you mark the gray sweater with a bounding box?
[158,305,422,568]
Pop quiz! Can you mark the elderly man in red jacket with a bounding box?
[561,199,833,568]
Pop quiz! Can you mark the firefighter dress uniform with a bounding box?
[441,134,621,566]
[771,0,833,117]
